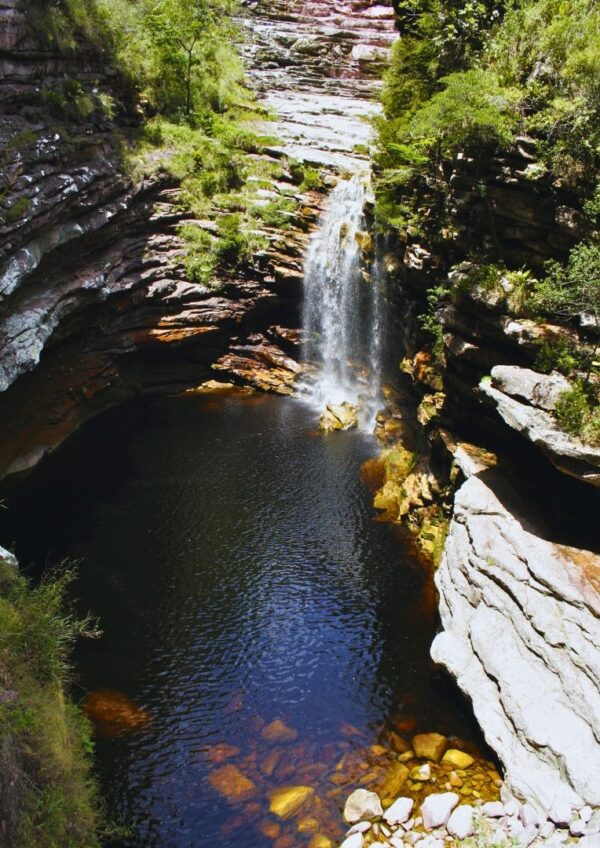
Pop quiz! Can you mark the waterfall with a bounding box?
[301,172,385,428]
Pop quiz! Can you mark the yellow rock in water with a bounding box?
[309,837,334,848]
[297,816,319,834]
[269,785,315,820]
[442,749,475,769]
[378,761,409,798]
[412,732,447,762]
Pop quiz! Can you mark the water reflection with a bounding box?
[0,395,492,847]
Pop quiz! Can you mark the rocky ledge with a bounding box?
[431,456,600,815]
[480,366,600,487]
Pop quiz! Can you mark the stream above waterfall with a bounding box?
[0,392,492,848]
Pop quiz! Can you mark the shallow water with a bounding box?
[0,393,485,847]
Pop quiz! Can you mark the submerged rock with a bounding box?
[319,402,358,431]
[208,764,257,803]
[269,785,314,819]
[83,689,151,736]
[412,732,447,763]
[441,749,474,769]
[262,719,298,743]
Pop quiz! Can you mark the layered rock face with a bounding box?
[240,0,396,169]
[0,0,396,480]
[432,464,600,812]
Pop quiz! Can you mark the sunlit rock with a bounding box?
[319,402,358,432]
[412,733,447,763]
[420,792,460,829]
[83,689,150,737]
[354,230,373,253]
[269,785,315,819]
[441,749,474,769]
[343,788,383,824]
[208,764,257,803]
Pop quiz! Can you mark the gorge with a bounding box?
[0,1,599,847]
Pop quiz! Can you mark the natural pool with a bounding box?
[0,392,495,847]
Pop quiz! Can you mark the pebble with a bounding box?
[383,797,414,825]
[389,838,404,848]
[570,818,587,837]
[581,806,594,824]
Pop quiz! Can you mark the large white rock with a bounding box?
[343,789,383,824]
[431,472,600,811]
[480,380,600,486]
[420,792,459,829]
[490,365,570,411]
[447,805,475,839]
[383,797,414,825]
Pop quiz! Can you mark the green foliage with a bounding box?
[26,0,248,128]
[534,240,600,322]
[555,382,600,445]
[408,70,519,155]
[0,557,99,847]
[535,338,585,375]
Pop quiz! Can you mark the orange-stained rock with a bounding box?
[259,819,281,839]
[262,719,298,743]
[260,749,282,776]
[204,743,241,764]
[82,689,150,737]
[274,836,295,848]
[208,765,257,803]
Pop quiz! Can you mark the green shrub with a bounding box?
[555,382,600,444]
[0,557,99,847]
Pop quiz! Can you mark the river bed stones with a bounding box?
[209,764,258,802]
[269,785,315,819]
[412,733,447,763]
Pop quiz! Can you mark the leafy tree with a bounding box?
[143,0,243,122]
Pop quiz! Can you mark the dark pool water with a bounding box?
[0,393,483,848]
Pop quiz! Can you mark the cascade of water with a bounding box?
[301,172,386,428]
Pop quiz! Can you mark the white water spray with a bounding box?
[301,173,385,428]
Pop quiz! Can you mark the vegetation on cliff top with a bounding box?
[377,0,600,443]
[0,552,99,847]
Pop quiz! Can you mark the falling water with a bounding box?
[301,172,385,427]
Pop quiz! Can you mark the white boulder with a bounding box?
[343,789,383,824]
[420,792,459,830]
[384,798,414,825]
